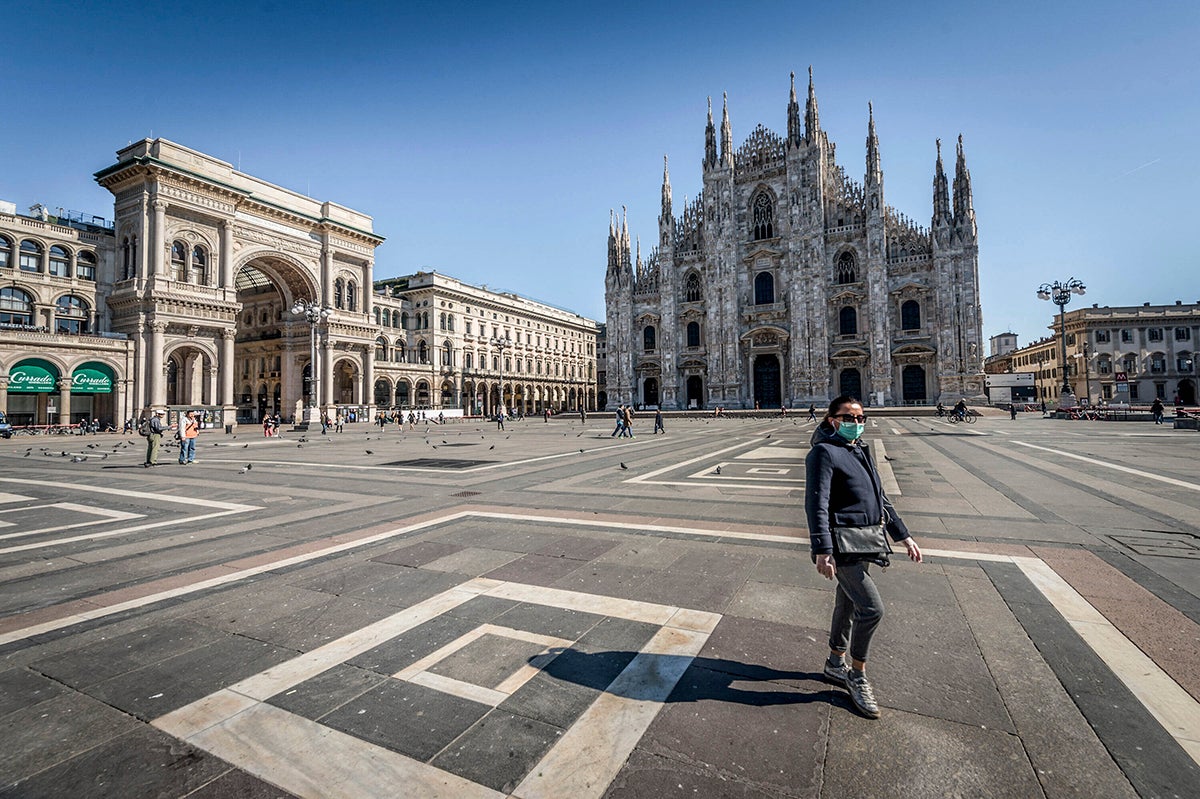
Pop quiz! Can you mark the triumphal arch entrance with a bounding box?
[94,139,384,426]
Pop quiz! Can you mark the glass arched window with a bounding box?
[835,251,857,284]
[643,326,656,352]
[347,282,357,312]
[376,337,388,360]
[465,351,474,370]
[901,300,921,330]
[333,279,345,310]
[76,251,96,281]
[0,287,34,325]
[1122,354,1138,374]
[751,192,775,240]
[375,308,382,325]
[55,295,90,334]
[684,272,702,303]
[395,339,407,362]
[686,322,701,348]
[418,340,428,364]
[170,241,187,280]
[19,240,42,272]
[1177,352,1193,373]
[754,272,775,305]
[190,247,207,284]
[49,246,70,277]
[446,314,454,332]
[839,306,858,336]
[439,313,447,331]
[442,341,453,366]
[0,236,11,268]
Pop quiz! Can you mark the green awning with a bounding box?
[72,363,114,393]
[9,360,59,393]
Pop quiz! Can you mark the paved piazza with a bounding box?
[1,412,1199,798]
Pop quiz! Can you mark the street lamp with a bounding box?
[1036,278,1086,406]
[491,336,513,416]
[291,299,333,423]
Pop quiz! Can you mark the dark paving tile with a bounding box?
[236,594,398,651]
[747,554,829,590]
[639,663,828,795]
[349,614,479,674]
[0,667,67,718]
[499,669,601,729]
[429,633,546,688]
[698,615,828,687]
[483,553,584,586]
[422,547,521,576]
[0,692,142,782]
[603,748,784,799]
[538,647,639,692]
[370,540,465,567]
[663,550,762,580]
[342,566,468,608]
[0,725,230,799]
[625,571,746,613]
[536,535,619,561]
[319,679,489,762]
[483,529,566,554]
[432,710,563,792]
[550,562,656,598]
[286,560,402,596]
[870,640,1014,731]
[575,617,661,653]
[445,595,520,624]
[494,602,605,640]
[86,634,296,720]
[823,708,1043,798]
[30,620,228,688]
[267,662,388,720]
[182,770,300,798]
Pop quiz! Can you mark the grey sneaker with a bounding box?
[846,670,880,719]
[822,660,848,685]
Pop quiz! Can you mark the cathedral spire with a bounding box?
[952,134,976,239]
[805,65,820,140]
[932,138,951,227]
[704,97,717,169]
[786,71,802,149]
[635,236,643,274]
[865,102,881,183]
[661,155,672,220]
[720,92,733,167]
[606,208,619,280]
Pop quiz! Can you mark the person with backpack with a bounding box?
[142,409,168,467]
[178,410,200,465]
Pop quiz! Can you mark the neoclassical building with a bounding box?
[1,138,598,427]
[605,70,985,409]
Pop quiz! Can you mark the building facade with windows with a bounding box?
[1004,302,1200,406]
[605,71,984,409]
[1,138,598,428]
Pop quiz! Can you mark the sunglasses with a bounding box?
[833,414,868,423]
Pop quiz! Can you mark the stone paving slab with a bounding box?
[3,419,1200,797]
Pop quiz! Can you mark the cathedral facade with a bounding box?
[604,70,984,410]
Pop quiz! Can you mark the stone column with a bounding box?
[363,259,374,316]
[151,200,168,277]
[148,321,166,408]
[320,336,334,411]
[0,379,8,417]
[321,244,333,306]
[57,378,72,426]
[220,329,236,406]
[363,345,375,409]
[220,220,235,289]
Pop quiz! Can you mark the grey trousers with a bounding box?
[829,560,884,663]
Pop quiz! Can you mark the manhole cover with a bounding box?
[1111,535,1200,560]
[382,458,496,469]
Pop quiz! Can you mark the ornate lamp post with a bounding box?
[1036,278,1086,407]
[291,299,333,423]
[1074,342,1093,406]
[491,336,513,416]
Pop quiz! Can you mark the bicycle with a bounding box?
[947,410,978,425]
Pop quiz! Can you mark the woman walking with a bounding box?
[805,395,922,719]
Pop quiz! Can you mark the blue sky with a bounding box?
[2,0,1196,346]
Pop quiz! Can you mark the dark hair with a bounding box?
[827,395,861,417]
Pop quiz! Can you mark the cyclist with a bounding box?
[935,402,945,418]
[953,398,968,422]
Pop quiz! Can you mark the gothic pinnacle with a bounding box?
[805,65,820,139]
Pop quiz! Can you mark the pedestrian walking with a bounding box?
[262,416,273,437]
[805,395,922,719]
[807,403,816,421]
[1151,397,1165,425]
[579,408,586,423]
[611,406,625,437]
[496,408,506,431]
[653,409,665,435]
[142,409,168,467]
[178,410,199,465]
[620,404,635,437]
[544,408,551,423]
[1009,403,1018,420]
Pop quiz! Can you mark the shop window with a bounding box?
[55,295,90,334]
[0,286,34,325]
[49,246,70,277]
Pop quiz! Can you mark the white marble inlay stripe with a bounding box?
[0,502,144,540]
[511,625,709,799]
[481,580,677,626]
[185,702,505,799]
[1012,441,1200,492]
[0,493,35,504]
[407,670,510,707]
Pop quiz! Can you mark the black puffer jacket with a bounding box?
[805,422,910,562]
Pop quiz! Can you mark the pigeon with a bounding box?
[365,450,374,455]
[297,443,304,448]
[619,462,628,470]
[242,444,249,448]
[715,466,722,475]
[579,449,585,453]
[442,440,447,444]
[23,451,30,457]
[488,445,495,450]
[238,465,250,474]
[71,456,86,463]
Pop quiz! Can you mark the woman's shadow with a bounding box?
[536,648,848,708]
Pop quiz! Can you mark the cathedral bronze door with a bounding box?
[686,375,704,409]
[839,368,862,400]
[753,355,781,408]
[902,365,927,403]
[642,377,660,408]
